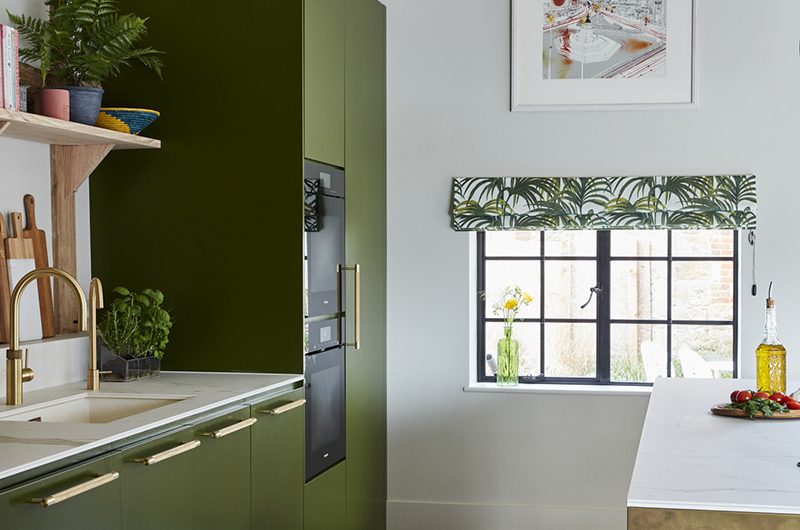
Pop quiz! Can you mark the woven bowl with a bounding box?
[95,108,160,135]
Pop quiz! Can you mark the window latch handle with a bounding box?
[580,285,603,310]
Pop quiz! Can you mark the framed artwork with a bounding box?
[511,0,697,111]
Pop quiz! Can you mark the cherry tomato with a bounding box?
[735,390,753,403]
[786,399,800,410]
[730,390,740,402]
[754,391,770,400]
[770,393,787,404]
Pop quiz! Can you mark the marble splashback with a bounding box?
[0,335,89,396]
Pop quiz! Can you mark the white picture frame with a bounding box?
[511,0,698,111]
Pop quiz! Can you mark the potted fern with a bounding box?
[8,0,164,125]
[98,287,173,382]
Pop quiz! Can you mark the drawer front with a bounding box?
[251,387,306,530]
[0,456,120,529]
[191,406,253,530]
[115,427,200,530]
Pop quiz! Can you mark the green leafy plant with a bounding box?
[8,0,164,87]
[98,287,173,359]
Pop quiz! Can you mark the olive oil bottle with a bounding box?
[756,282,786,394]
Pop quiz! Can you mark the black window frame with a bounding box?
[476,230,739,386]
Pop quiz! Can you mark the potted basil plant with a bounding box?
[97,287,173,382]
[8,0,164,125]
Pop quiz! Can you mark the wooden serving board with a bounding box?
[6,212,42,341]
[711,403,800,419]
[0,215,9,343]
[22,194,55,337]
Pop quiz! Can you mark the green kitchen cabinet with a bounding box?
[344,0,388,528]
[304,461,346,530]
[191,407,254,530]
[115,427,199,530]
[304,0,345,167]
[0,455,121,529]
[251,388,306,530]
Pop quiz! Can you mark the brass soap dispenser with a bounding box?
[756,282,786,394]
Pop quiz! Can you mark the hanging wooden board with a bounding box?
[6,212,42,341]
[22,194,55,337]
[0,215,9,343]
[711,404,800,420]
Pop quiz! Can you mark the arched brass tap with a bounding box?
[6,268,87,405]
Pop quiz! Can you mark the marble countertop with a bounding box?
[628,378,800,515]
[0,371,302,482]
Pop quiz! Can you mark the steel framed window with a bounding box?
[476,230,739,385]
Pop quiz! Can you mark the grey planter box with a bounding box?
[99,343,161,382]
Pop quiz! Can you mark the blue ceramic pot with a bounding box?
[60,86,104,125]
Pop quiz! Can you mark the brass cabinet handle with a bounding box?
[134,440,201,466]
[337,264,361,350]
[30,472,119,508]
[262,398,306,416]
[199,417,257,439]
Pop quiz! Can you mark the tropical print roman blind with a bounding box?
[451,175,756,231]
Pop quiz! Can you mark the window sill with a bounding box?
[464,382,653,397]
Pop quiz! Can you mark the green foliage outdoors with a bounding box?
[98,287,173,360]
[7,0,164,87]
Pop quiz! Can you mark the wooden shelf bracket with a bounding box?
[50,144,113,333]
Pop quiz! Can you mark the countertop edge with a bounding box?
[627,500,800,516]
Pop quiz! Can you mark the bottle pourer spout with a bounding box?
[767,281,775,308]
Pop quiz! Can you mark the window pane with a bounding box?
[544,323,596,377]
[610,231,667,257]
[544,231,596,257]
[485,231,541,257]
[611,324,667,382]
[484,322,541,378]
[611,262,667,320]
[485,261,541,319]
[672,262,734,321]
[544,261,597,319]
[673,230,734,257]
[672,325,734,379]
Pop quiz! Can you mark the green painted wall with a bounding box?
[90,0,304,374]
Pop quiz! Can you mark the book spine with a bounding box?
[0,26,5,109]
[2,26,13,110]
[12,28,18,111]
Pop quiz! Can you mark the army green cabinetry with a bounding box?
[251,388,306,530]
[304,461,346,530]
[0,455,121,529]
[304,0,345,167]
[344,1,388,528]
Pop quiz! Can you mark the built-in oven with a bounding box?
[304,159,347,482]
[305,346,345,481]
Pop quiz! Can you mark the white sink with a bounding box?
[0,393,190,424]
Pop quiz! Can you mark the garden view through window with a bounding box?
[477,230,738,385]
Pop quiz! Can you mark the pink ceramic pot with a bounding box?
[40,88,70,120]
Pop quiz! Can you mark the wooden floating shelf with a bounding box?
[0,108,160,150]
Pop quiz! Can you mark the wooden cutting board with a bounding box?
[711,403,800,420]
[0,215,10,343]
[22,194,55,338]
[6,212,42,341]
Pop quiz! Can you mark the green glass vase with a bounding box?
[496,329,519,386]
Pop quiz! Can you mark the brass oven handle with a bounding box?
[30,472,119,508]
[262,399,306,416]
[134,440,201,466]
[200,417,257,439]
[337,264,361,350]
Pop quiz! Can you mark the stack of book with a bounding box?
[0,24,19,111]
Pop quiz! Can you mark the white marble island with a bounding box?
[628,378,800,528]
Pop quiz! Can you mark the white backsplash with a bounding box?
[0,335,89,397]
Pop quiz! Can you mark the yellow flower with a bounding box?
[504,299,519,310]
[522,293,533,304]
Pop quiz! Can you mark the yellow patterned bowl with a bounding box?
[95,108,160,135]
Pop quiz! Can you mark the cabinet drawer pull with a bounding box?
[262,399,306,415]
[134,440,201,466]
[200,417,257,439]
[30,472,119,508]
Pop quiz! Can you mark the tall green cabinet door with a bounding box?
[344,0,388,528]
[251,388,305,530]
[304,0,345,167]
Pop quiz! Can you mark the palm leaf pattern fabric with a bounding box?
[304,179,321,232]
[451,175,756,231]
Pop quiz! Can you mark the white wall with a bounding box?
[0,1,91,395]
[385,1,800,529]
